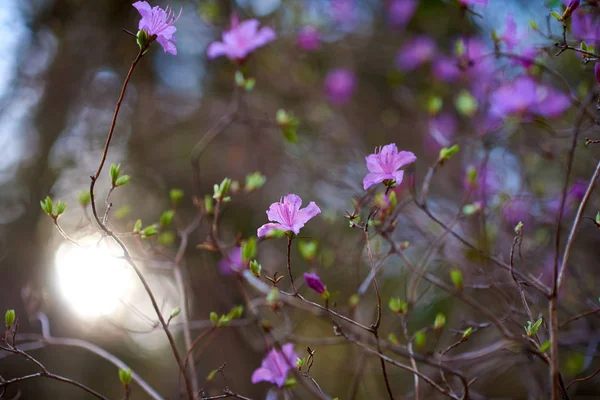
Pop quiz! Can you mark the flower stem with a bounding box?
[287,236,297,295]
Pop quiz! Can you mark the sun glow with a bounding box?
[54,239,135,318]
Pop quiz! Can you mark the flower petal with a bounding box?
[291,202,321,234]
[251,26,277,49]
[282,194,302,209]
[363,172,387,190]
[392,151,417,170]
[392,170,405,186]
[133,1,152,18]
[257,223,285,238]
[251,367,274,384]
[266,203,286,225]
[206,41,227,59]
[365,154,384,173]
[156,35,177,55]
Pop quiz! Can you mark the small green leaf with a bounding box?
[206,369,218,382]
[455,90,478,117]
[40,196,53,215]
[133,219,143,233]
[5,309,15,329]
[227,305,244,319]
[77,191,91,207]
[388,298,408,314]
[169,189,184,205]
[283,377,296,388]
[118,368,132,386]
[414,331,426,350]
[158,231,175,246]
[241,237,257,264]
[249,260,262,277]
[234,70,245,86]
[450,269,463,290]
[54,201,67,216]
[159,210,175,227]
[462,327,473,340]
[204,195,214,214]
[539,340,551,353]
[388,332,399,346]
[245,172,267,192]
[141,225,158,238]
[427,96,443,115]
[298,240,318,262]
[209,312,219,325]
[109,163,121,186]
[454,39,466,57]
[266,288,279,303]
[115,175,131,187]
[434,313,446,330]
[550,11,562,21]
[580,41,588,52]
[244,78,256,92]
[595,212,600,225]
[170,307,181,318]
[439,144,460,161]
[515,221,524,234]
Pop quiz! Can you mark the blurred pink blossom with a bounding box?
[207,14,276,62]
[324,69,356,104]
[363,144,416,190]
[133,1,181,55]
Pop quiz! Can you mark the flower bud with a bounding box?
[5,309,15,329]
[118,368,132,386]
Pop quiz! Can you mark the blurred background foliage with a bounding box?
[1,0,600,398]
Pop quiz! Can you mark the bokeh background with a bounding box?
[1,0,600,399]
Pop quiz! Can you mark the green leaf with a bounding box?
[439,144,460,161]
[580,41,588,52]
[550,11,562,21]
[249,260,262,277]
[109,163,121,185]
[158,231,175,246]
[414,331,426,350]
[159,210,175,227]
[298,240,318,261]
[204,195,214,214]
[388,298,408,314]
[40,196,53,215]
[115,175,131,187]
[245,172,267,192]
[388,332,399,346]
[5,309,15,329]
[169,189,184,205]
[462,203,482,216]
[141,225,158,238]
[115,205,131,220]
[133,219,143,233]
[77,191,91,207]
[206,369,218,382]
[427,96,443,115]
[539,340,551,353]
[514,221,524,234]
[434,313,446,330]
[209,312,219,325]
[595,212,600,225]
[266,288,279,303]
[454,39,466,57]
[54,201,67,216]
[170,307,181,318]
[450,269,463,290]
[234,70,245,86]
[244,78,256,92]
[227,305,244,319]
[241,237,257,264]
[118,368,132,386]
[455,90,478,117]
[283,377,296,388]
[462,327,473,340]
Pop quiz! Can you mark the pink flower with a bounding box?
[387,0,418,28]
[257,194,321,237]
[571,12,600,41]
[297,26,320,51]
[499,14,519,51]
[133,1,181,55]
[219,247,246,275]
[396,36,436,72]
[324,69,356,104]
[207,14,276,62]
[303,272,326,294]
[363,144,417,190]
[251,344,298,387]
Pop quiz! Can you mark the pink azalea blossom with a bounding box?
[396,36,436,72]
[324,69,356,104]
[387,0,418,28]
[571,12,600,41]
[251,344,298,387]
[489,76,570,119]
[257,194,321,237]
[207,14,276,62]
[425,113,456,153]
[363,144,417,190]
[219,247,246,275]
[499,14,519,51]
[133,1,181,55]
[297,26,320,51]
[303,272,326,294]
